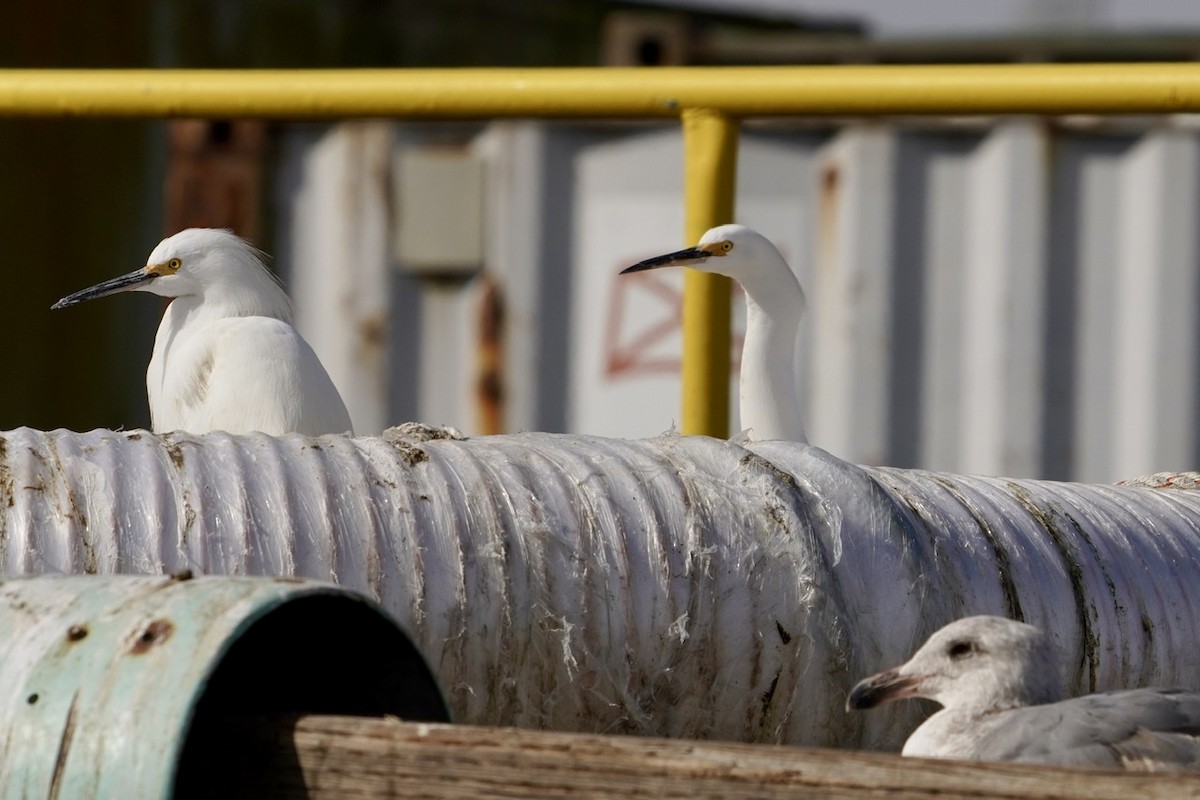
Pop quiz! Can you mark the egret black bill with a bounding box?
[619,246,711,274]
[52,269,159,310]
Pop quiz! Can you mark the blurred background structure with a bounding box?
[8,0,1200,482]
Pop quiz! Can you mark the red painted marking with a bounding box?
[604,270,744,380]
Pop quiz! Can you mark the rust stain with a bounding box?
[130,619,175,654]
[475,275,506,436]
[817,159,842,275]
[47,691,80,799]
[165,119,266,239]
[0,436,10,501]
[358,312,386,349]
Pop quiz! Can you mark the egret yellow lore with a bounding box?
[621,224,806,443]
[52,228,354,436]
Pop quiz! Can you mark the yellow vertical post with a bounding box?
[681,108,739,438]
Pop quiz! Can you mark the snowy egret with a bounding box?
[52,228,354,436]
[621,224,806,443]
[848,616,1200,770]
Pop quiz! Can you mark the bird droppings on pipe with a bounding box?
[932,476,1024,623]
[66,625,88,642]
[1007,482,1099,691]
[165,441,185,471]
[130,620,174,654]
[384,422,466,467]
[1117,471,1200,489]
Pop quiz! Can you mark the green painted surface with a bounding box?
[0,574,446,798]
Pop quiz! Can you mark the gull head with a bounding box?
[620,224,792,289]
[52,228,291,319]
[846,616,1065,715]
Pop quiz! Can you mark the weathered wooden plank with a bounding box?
[184,715,1200,799]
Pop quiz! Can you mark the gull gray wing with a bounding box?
[973,688,1200,770]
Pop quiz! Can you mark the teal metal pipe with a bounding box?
[0,574,447,799]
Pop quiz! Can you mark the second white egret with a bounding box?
[52,228,354,437]
[621,224,807,442]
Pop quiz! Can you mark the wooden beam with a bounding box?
[180,715,1200,799]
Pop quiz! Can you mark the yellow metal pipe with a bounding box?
[6,64,1200,118]
[681,109,738,439]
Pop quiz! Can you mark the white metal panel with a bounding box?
[569,128,690,438]
[960,120,1048,477]
[417,281,477,431]
[474,123,548,434]
[810,126,896,466]
[913,132,976,472]
[282,117,1200,481]
[279,122,392,436]
[1110,129,1200,478]
[1065,136,1132,482]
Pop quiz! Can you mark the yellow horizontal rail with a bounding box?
[10,63,1193,439]
[4,63,1200,118]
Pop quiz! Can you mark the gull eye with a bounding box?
[947,640,976,660]
[721,241,733,252]
[167,258,182,271]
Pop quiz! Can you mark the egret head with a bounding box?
[846,616,1064,715]
[620,224,790,288]
[52,229,291,319]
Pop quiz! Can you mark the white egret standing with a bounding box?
[621,224,806,442]
[848,615,1200,770]
[53,228,354,436]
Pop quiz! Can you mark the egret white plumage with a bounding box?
[52,228,353,436]
[848,615,1200,770]
[621,224,806,443]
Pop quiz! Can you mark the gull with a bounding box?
[847,615,1200,771]
[53,228,354,437]
[621,224,806,443]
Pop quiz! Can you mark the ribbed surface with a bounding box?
[2,424,1199,750]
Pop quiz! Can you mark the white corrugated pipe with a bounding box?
[1,423,1198,750]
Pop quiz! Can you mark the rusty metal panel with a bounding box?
[4,426,1200,750]
[165,119,265,238]
[0,573,446,799]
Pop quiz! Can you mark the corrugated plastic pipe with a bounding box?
[2,424,1199,750]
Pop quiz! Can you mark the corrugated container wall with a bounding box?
[279,117,1200,484]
